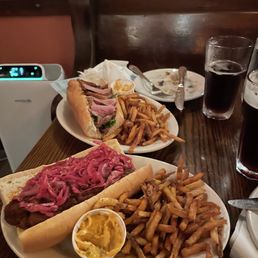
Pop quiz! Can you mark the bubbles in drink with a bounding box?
[209,60,244,75]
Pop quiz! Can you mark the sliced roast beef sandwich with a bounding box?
[67,72,124,139]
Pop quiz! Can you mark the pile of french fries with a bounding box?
[93,160,227,258]
[103,93,184,152]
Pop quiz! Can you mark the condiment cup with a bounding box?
[110,79,135,95]
[72,208,127,258]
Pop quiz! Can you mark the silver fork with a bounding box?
[128,64,162,95]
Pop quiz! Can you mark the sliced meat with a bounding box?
[86,91,112,100]
[92,97,116,106]
[81,80,108,89]
[81,81,111,95]
[28,212,48,227]
[4,200,29,226]
[91,102,116,117]
[96,115,114,128]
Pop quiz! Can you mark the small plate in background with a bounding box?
[134,68,205,103]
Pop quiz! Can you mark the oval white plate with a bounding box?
[1,155,230,258]
[246,186,258,249]
[56,96,179,153]
[134,68,205,103]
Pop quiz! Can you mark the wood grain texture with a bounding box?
[0,0,70,16]
[95,0,258,14]
[94,12,258,73]
[68,0,94,73]
[70,0,258,72]
[1,99,257,257]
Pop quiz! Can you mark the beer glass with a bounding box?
[236,38,258,180]
[202,36,253,120]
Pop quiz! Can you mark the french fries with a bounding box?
[93,162,227,258]
[115,93,184,152]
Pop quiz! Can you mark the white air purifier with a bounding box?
[0,64,65,172]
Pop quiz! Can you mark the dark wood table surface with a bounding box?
[1,96,257,258]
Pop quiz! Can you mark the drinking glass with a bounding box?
[202,36,253,120]
[236,38,258,180]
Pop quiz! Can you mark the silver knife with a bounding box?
[228,198,258,211]
[174,66,187,111]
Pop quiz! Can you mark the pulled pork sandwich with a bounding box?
[0,140,153,252]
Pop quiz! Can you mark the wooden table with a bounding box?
[1,96,257,258]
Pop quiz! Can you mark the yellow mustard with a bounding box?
[75,212,124,258]
[112,79,134,95]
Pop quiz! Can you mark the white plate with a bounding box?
[1,155,230,258]
[246,186,258,249]
[135,68,205,103]
[56,97,179,153]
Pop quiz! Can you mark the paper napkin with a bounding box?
[230,210,258,258]
[50,60,137,99]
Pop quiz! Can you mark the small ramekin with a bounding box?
[72,208,126,258]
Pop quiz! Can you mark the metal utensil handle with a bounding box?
[128,65,153,84]
[128,64,162,95]
[174,66,187,111]
[178,66,187,84]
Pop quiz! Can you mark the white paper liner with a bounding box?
[50,60,137,99]
[230,210,258,258]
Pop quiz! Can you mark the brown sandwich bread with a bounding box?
[0,140,153,252]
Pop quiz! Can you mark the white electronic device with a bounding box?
[0,64,65,172]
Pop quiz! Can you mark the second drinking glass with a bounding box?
[202,36,253,120]
[237,38,258,180]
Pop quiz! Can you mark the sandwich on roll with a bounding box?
[0,139,153,252]
[67,69,124,139]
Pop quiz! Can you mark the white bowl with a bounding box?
[72,208,126,258]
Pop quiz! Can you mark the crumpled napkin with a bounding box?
[50,59,138,99]
[94,59,132,82]
[230,210,258,258]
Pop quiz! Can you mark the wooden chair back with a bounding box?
[69,0,258,74]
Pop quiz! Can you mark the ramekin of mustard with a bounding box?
[72,208,126,258]
[110,79,135,95]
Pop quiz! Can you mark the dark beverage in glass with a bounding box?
[237,69,258,179]
[203,36,253,120]
[204,60,246,116]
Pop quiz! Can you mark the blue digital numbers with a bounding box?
[19,67,24,76]
[0,65,43,80]
[10,67,25,77]
[9,67,19,77]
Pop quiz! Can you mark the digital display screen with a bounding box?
[0,65,43,79]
